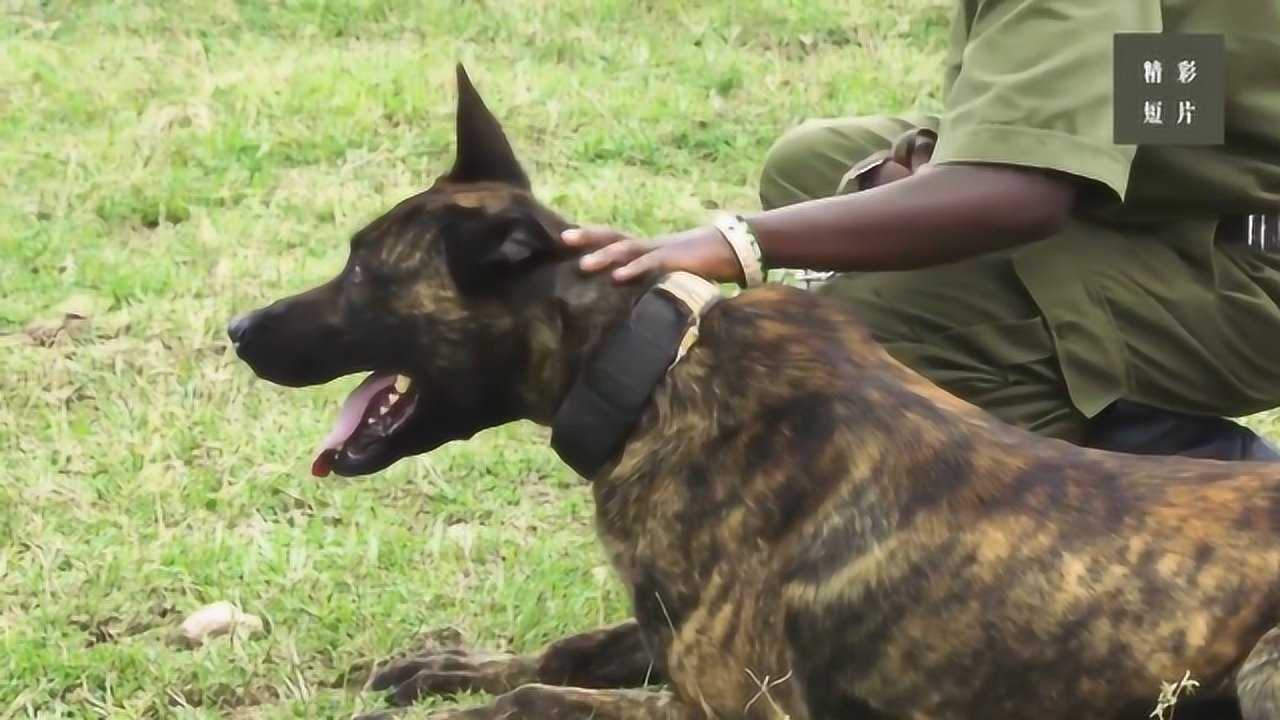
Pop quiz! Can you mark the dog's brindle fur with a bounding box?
[231,68,1280,720]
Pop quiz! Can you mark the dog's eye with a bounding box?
[350,264,364,284]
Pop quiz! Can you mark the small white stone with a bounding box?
[179,602,263,646]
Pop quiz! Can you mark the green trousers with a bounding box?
[760,115,1280,443]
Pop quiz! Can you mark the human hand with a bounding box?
[560,225,744,285]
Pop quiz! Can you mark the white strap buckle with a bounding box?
[794,270,835,290]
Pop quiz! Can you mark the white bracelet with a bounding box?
[712,213,766,288]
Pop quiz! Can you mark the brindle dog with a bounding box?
[229,67,1280,720]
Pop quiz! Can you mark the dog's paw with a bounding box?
[370,645,538,706]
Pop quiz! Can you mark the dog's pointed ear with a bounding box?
[447,64,530,189]
[443,206,565,296]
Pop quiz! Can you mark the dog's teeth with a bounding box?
[394,375,411,393]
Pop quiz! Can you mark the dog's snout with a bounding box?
[227,312,254,345]
[227,278,359,387]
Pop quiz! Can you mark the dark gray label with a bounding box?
[1114,33,1224,146]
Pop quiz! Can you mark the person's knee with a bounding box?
[760,120,832,210]
[759,117,899,210]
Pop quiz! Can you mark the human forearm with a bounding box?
[746,164,1076,272]
[562,163,1077,284]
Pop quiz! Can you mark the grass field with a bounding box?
[0,1,956,716]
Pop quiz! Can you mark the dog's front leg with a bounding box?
[369,620,661,706]
[435,685,700,720]
[358,685,696,720]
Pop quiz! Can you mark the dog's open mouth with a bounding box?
[312,372,419,478]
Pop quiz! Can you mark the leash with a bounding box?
[550,271,722,478]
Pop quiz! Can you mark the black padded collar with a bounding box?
[550,273,719,478]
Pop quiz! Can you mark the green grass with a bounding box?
[2,0,953,716]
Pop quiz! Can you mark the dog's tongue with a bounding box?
[312,372,396,477]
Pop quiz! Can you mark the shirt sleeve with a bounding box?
[932,0,1162,201]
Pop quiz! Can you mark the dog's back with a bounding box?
[598,284,1280,720]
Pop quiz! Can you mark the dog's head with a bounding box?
[229,66,607,477]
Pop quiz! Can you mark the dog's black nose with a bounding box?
[227,312,253,345]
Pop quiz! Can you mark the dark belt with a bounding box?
[1218,213,1280,252]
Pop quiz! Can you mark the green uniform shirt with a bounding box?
[931,0,1280,419]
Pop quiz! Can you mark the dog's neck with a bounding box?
[516,259,653,425]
